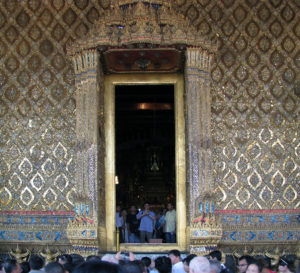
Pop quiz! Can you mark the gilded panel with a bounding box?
[0,0,299,214]
[178,0,300,210]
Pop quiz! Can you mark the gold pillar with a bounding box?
[72,49,101,221]
[68,49,109,253]
[185,48,222,255]
[185,47,214,219]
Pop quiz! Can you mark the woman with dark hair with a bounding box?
[246,261,263,273]
[73,261,124,273]
[278,257,295,273]
[20,262,30,273]
[155,256,172,273]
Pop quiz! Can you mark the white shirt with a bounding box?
[172,261,186,273]
[165,210,176,232]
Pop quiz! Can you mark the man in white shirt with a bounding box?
[165,203,176,243]
[169,250,186,273]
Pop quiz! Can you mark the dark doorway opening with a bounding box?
[115,85,175,210]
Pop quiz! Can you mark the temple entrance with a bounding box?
[115,84,176,243]
[69,0,215,253]
[115,84,175,209]
[104,74,186,251]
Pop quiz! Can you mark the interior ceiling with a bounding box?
[115,85,174,126]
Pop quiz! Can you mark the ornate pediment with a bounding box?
[67,0,217,57]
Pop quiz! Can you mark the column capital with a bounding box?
[185,47,213,72]
[72,49,99,75]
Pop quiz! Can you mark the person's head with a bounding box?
[246,262,262,273]
[119,260,143,273]
[63,263,75,273]
[167,203,174,211]
[73,261,124,273]
[278,257,295,273]
[141,257,151,268]
[129,206,137,214]
[121,209,127,217]
[209,260,222,273]
[3,259,21,273]
[116,205,121,212]
[255,258,269,273]
[101,254,118,264]
[168,250,181,265]
[57,255,72,265]
[29,255,44,270]
[70,254,85,266]
[189,256,210,273]
[86,256,102,263]
[155,256,172,273]
[45,262,64,273]
[238,256,255,273]
[20,262,30,273]
[144,203,150,210]
[208,251,222,262]
[0,261,4,273]
[183,254,197,273]
[133,260,147,273]
[255,258,268,269]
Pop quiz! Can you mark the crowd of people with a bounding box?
[116,202,176,244]
[0,249,299,273]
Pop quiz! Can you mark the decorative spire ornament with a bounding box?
[67,0,217,56]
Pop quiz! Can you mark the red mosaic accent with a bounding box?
[215,209,300,214]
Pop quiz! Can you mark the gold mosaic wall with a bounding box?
[203,0,300,210]
[0,0,299,211]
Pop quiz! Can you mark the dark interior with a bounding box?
[115,84,175,210]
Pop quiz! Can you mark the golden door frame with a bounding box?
[69,1,215,252]
[68,0,216,253]
[71,48,213,253]
[104,74,187,252]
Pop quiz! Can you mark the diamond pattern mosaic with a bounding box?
[0,0,299,211]
[204,0,300,210]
